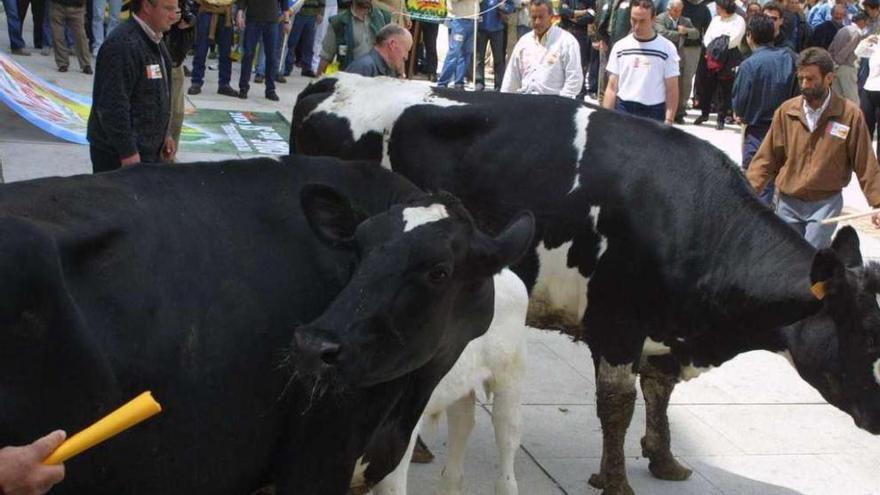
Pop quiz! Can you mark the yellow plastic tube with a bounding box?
[43,391,163,465]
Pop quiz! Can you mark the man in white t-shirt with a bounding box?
[500,0,584,98]
[602,0,680,123]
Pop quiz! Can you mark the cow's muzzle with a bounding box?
[293,330,342,377]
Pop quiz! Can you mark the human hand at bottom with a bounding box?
[0,431,67,495]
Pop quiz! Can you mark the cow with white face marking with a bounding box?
[291,73,880,495]
[0,156,535,495]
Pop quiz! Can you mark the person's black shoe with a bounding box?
[11,47,31,56]
[82,65,93,74]
[301,69,317,78]
[183,65,191,77]
[254,74,265,84]
[218,85,238,97]
[674,115,686,125]
[453,83,465,90]
[188,85,202,95]
[275,74,287,83]
[429,73,437,82]
[715,116,725,130]
[266,90,279,101]
[239,89,248,99]
[58,65,68,72]
[693,115,708,126]
[475,82,485,91]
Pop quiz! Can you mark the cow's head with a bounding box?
[291,185,534,389]
[789,227,880,434]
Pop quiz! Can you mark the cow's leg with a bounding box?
[588,358,636,495]
[370,421,421,495]
[438,391,476,495]
[491,375,523,495]
[639,362,692,481]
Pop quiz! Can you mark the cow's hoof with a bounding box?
[587,473,605,489]
[601,484,635,495]
[648,457,692,481]
[411,436,435,464]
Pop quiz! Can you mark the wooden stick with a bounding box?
[820,208,880,224]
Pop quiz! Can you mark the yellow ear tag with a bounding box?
[811,281,828,300]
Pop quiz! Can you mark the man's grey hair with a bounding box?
[667,0,684,9]
[530,0,554,14]
[376,24,410,45]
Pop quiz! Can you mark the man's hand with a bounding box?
[284,21,292,34]
[162,136,177,162]
[872,212,880,228]
[677,25,688,34]
[0,431,67,495]
[237,10,246,31]
[316,13,323,24]
[120,153,141,167]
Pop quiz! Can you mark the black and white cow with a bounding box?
[291,73,880,495]
[0,156,534,495]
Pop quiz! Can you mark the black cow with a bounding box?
[0,156,534,495]
[291,73,880,495]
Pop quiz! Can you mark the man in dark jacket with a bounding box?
[86,0,178,173]
[810,2,845,49]
[560,0,595,97]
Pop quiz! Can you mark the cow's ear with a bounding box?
[831,226,863,268]
[471,211,535,275]
[301,184,364,246]
[810,248,845,300]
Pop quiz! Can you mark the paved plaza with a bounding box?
[0,17,878,495]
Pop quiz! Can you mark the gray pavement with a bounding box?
[1,17,879,495]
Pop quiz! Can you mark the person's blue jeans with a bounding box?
[2,0,26,49]
[284,13,316,75]
[741,124,775,205]
[90,0,121,54]
[240,21,279,93]
[776,193,843,249]
[256,26,282,77]
[191,12,233,88]
[615,98,666,122]
[106,0,121,33]
[438,18,474,86]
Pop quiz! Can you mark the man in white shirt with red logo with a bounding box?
[501,0,584,98]
[602,0,680,123]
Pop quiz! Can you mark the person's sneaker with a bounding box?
[265,90,280,101]
[188,85,202,95]
[82,65,93,74]
[11,47,31,56]
[40,46,50,56]
[275,74,287,83]
[58,65,68,72]
[301,69,317,78]
[254,74,265,84]
[217,85,238,97]
[238,88,248,99]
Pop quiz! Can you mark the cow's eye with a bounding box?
[427,266,450,284]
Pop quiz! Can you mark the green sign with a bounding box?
[181,109,290,156]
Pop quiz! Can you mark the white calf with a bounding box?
[372,269,529,495]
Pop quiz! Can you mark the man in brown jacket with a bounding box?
[747,47,880,248]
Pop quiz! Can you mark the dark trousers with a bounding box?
[90,146,121,173]
[569,30,591,97]
[700,72,733,119]
[475,29,504,89]
[419,21,439,76]
[615,98,665,122]
[588,37,599,93]
[18,0,46,47]
[191,12,233,88]
[862,89,880,158]
[741,124,774,205]
[239,20,278,93]
[284,13,317,74]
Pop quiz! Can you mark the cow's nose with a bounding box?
[295,331,342,367]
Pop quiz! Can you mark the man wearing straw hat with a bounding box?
[747,47,880,249]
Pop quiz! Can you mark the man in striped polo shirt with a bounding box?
[602,0,680,123]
